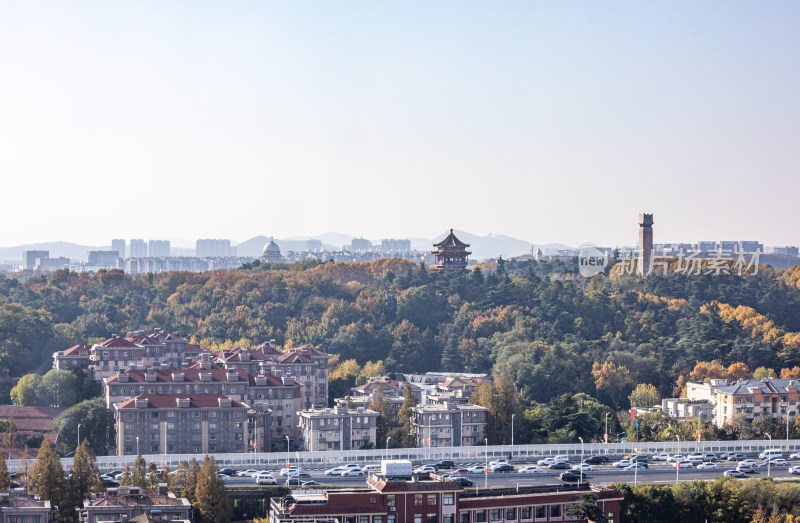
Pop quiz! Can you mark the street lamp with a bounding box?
[77,423,81,449]
[675,435,680,484]
[484,438,488,489]
[511,413,516,459]
[604,412,610,450]
[578,436,584,484]
[136,436,139,456]
[767,434,772,478]
[285,436,291,486]
[385,436,391,462]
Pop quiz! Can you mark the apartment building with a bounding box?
[714,379,800,427]
[411,403,488,448]
[53,344,92,371]
[298,406,378,451]
[80,486,192,523]
[103,368,253,407]
[0,490,57,523]
[114,394,265,455]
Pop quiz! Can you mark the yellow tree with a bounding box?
[592,362,635,410]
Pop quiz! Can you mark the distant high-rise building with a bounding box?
[306,239,322,252]
[87,251,120,265]
[697,241,716,254]
[111,239,126,259]
[740,241,764,253]
[638,213,654,275]
[381,239,411,251]
[129,239,147,258]
[351,238,371,251]
[774,246,799,257]
[22,250,49,270]
[196,239,235,257]
[148,240,170,258]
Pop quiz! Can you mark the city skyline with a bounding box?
[2,2,799,247]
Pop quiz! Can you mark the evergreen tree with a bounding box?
[119,464,132,486]
[193,456,231,523]
[180,458,201,504]
[28,439,65,503]
[61,440,104,523]
[565,493,608,523]
[130,453,147,488]
[147,462,159,489]
[0,452,10,489]
[370,389,394,446]
[397,383,417,447]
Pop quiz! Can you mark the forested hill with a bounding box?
[2,259,800,407]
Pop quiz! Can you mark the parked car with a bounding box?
[559,472,581,482]
[518,466,540,473]
[696,462,718,469]
[237,469,259,477]
[724,470,747,478]
[673,460,694,468]
[737,465,755,473]
[467,465,487,474]
[435,460,455,470]
[256,473,276,485]
[727,454,747,461]
[583,456,609,465]
[490,463,515,473]
[548,462,571,470]
[571,464,593,472]
[452,477,475,487]
[612,460,632,468]
[651,453,671,461]
[790,466,800,475]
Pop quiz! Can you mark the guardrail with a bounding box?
[7,439,800,472]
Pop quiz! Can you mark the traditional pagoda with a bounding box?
[432,229,471,269]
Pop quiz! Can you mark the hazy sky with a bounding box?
[1,1,798,248]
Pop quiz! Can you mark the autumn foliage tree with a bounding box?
[592,362,635,410]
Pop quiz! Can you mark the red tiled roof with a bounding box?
[276,352,313,364]
[248,374,298,387]
[99,337,138,348]
[289,504,386,516]
[367,476,463,493]
[0,406,66,434]
[116,394,248,409]
[105,368,250,384]
[61,345,91,356]
[294,345,330,357]
[220,347,273,362]
[253,342,283,355]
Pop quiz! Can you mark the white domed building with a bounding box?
[262,237,283,263]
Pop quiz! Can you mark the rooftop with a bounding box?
[115,394,248,410]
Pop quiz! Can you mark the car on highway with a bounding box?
[724,470,748,478]
[548,462,571,470]
[623,454,639,460]
[467,465,487,474]
[280,466,300,476]
[237,469,259,477]
[739,459,757,467]
[696,462,718,469]
[672,460,694,468]
[790,453,800,460]
[489,460,510,468]
[219,468,236,476]
[341,468,366,477]
[450,468,470,475]
[413,466,437,475]
[624,463,647,471]
[612,460,632,468]
[435,460,455,470]
[737,465,755,473]
[518,466,540,473]
[537,458,559,466]
[559,471,581,482]
[286,478,308,487]
[651,453,671,461]
[256,472,276,485]
[362,464,381,474]
[302,481,321,488]
[789,466,800,475]
[666,455,685,463]
[727,454,747,461]
[103,478,120,487]
[630,455,649,463]
[324,466,353,476]
[763,458,788,467]
[105,470,123,478]
[702,453,718,462]
[583,456,609,465]
[452,477,475,487]
[490,463,515,473]
[571,464,593,472]
[686,454,705,464]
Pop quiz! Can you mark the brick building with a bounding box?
[52,344,92,371]
[269,476,622,523]
[114,394,266,455]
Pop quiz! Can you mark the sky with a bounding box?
[1,1,799,248]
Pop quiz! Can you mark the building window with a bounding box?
[360,518,369,523]
[428,494,437,505]
[415,494,423,505]
[426,515,437,523]
[374,517,383,523]
[549,505,561,518]
[387,495,396,507]
[505,508,516,519]
[443,493,454,505]
[460,513,470,523]
[489,509,500,521]
[370,497,377,504]
[520,507,531,519]
[475,511,487,523]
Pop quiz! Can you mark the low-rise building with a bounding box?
[269,476,622,523]
[114,394,265,455]
[714,379,800,427]
[104,368,252,407]
[80,486,192,523]
[53,344,92,372]
[661,398,714,422]
[0,489,57,523]
[298,406,378,451]
[411,403,488,447]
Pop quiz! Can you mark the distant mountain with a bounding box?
[0,241,107,263]
[233,236,340,257]
[430,230,538,260]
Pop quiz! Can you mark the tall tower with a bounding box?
[638,213,654,275]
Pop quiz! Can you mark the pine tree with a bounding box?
[147,462,159,489]
[119,464,132,486]
[397,383,417,447]
[193,456,231,523]
[181,458,201,504]
[28,439,65,503]
[60,440,104,523]
[0,452,10,489]
[130,453,147,488]
[370,389,393,445]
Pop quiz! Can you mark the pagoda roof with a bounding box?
[433,229,470,249]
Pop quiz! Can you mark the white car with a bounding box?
[790,453,800,460]
[489,460,509,467]
[238,469,259,477]
[413,466,437,474]
[672,460,693,468]
[467,465,487,474]
[696,462,718,469]
[789,465,800,475]
[280,467,300,476]
[652,453,671,461]
[537,458,557,466]
[571,464,593,472]
[612,460,632,468]
[666,455,685,463]
[764,459,788,467]
[341,468,366,477]
[518,466,540,473]
[255,472,276,485]
[739,459,757,467]
[686,454,705,464]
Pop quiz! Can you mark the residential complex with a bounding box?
[411,403,488,448]
[0,490,57,523]
[80,487,192,523]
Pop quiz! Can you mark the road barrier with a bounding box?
[7,439,800,472]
